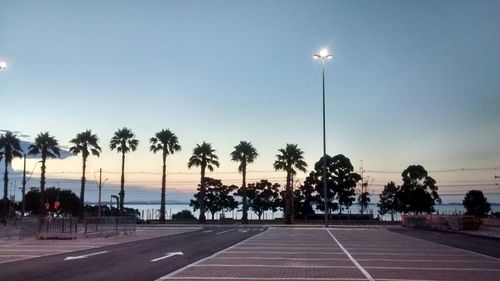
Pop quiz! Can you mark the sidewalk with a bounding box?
[460,226,500,239]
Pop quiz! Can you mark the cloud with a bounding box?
[19,140,72,159]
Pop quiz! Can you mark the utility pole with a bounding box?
[98,168,102,217]
[21,154,26,218]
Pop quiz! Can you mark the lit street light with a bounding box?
[0,61,7,70]
[314,48,332,227]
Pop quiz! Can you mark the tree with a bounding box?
[293,181,316,219]
[0,132,23,201]
[230,141,258,224]
[463,190,491,218]
[150,129,181,223]
[358,191,371,215]
[243,180,280,220]
[329,155,361,214]
[172,210,196,221]
[378,181,398,221]
[28,132,60,216]
[187,142,220,223]
[69,130,101,219]
[307,154,361,215]
[190,178,238,220]
[110,127,139,214]
[25,187,80,217]
[273,144,307,224]
[396,165,441,214]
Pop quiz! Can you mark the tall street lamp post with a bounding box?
[314,48,332,227]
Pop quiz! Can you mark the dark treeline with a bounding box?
[0,129,494,223]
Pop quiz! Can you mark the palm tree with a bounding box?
[273,144,307,224]
[28,132,60,216]
[110,128,139,214]
[187,142,219,223]
[150,129,181,223]
[69,130,101,219]
[230,141,258,224]
[0,132,23,201]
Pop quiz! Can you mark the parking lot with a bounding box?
[158,227,500,281]
[0,226,200,264]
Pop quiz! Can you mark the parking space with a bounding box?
[333,228,500,281]
[158,227,500,281]
[0,226,200,264]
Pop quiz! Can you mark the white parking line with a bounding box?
[162,276,366,281]
[211,257,350,261]
[191,264,357,269]
[364,266,500,272]
[156,229,269,281]
[215,229,233,235]
[224,251,345,255]
[327,229,375,281]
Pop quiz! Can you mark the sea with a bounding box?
[125,203,500,221]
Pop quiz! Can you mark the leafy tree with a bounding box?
[0,132,23,201]
[307,154,361,215]
[358,191,371,215]
[187,142,220,223]
[329,155,361,214]
[25,187,80,217]
[230,141,258,224]
[172,209,196,220]
[293,181,316,219]
[110,127,139,214]
[463,190,491,217]
[396,165,441,214]
[273,144,307,224]
[190,178,238,220]
[378,181,398,221]
[150,129,181,223]
[28,132,60,216]
[69,130,101,219]
[243,180,280,220]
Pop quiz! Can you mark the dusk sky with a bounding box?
[1,1,499,202]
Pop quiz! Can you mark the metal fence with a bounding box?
[83,217,136,238]
[37,217,137,239]
[38,217,79,239]
[0,219,39,239]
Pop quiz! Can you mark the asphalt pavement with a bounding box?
[0,226,265,281]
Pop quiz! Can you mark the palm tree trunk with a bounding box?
[119,152,125,214]
[79,156,86,219]
[2,161,8,220]
[241,165,248,224]
[39,156,46,216]
[160,155,166,223]
[3,160,8,200]
[199,165,206,223]
[285,171,292,224]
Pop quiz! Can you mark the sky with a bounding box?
[1,0,499,203]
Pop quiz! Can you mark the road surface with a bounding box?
[0,226,265,281]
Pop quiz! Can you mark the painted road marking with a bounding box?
[215,229,233,235]
[203,230,213,233]
[156,229,268,281]
[161,276,368,281]
[151,251,184,262]
[64,251,109,261]
[192,264,357,269]
[212,257,350,261]
[327,229,375,281]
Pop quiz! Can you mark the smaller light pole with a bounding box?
[314,48,332,227]
[97,168,108,218]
